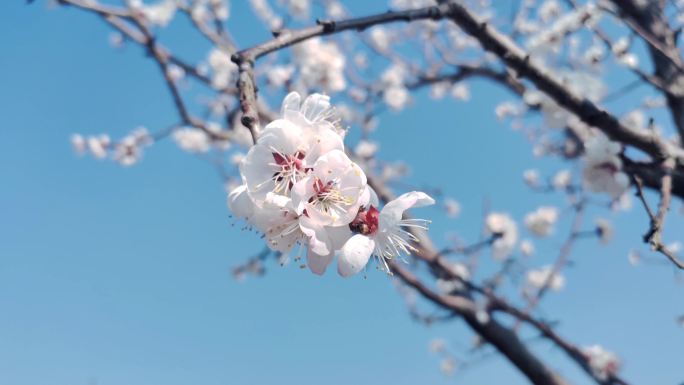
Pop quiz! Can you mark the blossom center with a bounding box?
[309,177,353,216]
[349,206,379,235]
[269,149,308,194]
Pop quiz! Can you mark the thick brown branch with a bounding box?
[390,262,570,385]
[440,0,678,162]
[58,0,131,18]
[609,0,684,138]
[407,65,526,95]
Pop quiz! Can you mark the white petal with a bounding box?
[250,193,294,233]
[303,125,344,166]
[312,149,350,175]
[263,192,293,209]
[301,93,331,122]
[359,185,379,208]
[291,176,315,215]
[381,191,435,222]
[299,215,331,256]
[327,225,352,250]
[306,150,366,225]
[260,118,304,155]
[240,144,278,202]
[306,248,334,276]
[281,91,301,119]
[227,184,254,219]
[338,234,375,277]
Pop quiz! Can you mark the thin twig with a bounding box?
[633,160,684,269]
[231,4,455,141]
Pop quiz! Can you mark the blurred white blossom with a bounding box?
[526,265,565,291]
[207,48,237,90]
[583,345,620,381]
[293,38,346,92]
[523,169,540,187]
[486,213,518,260]
[71,134,86,155]
[443,198,461,218]
[173,127,211,153]
[524,206,559,237]
[87,134,111,159]
[552,169,572,189]
[520,239,535,256]
[595,218,613,244]
[355,140,378,158]
[582,135,629,199]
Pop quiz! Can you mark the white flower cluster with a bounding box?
[173,127,211,153]
[229,92,434,277]
[523,71,605,130]
[127,0,178,27]
[582,135,629,199]
[524,206,559,237]
[486,212,518,260]
[205,48,237,90]
[526,3,602,55]
[526,265,565,291]
[381,63,411,111]
[583,345,620,380]
[190,0,230,23]
[71,127,152,167]
[293,38,346,93]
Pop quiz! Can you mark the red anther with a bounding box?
[349,205,379,235]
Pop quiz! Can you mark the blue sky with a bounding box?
[1,1,683,385]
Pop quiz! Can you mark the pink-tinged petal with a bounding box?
[327,225,352,250]
[297,150,367,226]
[250,193,290,222]
[358,185,371,208]
[291,176,315,215]
[227,184,254,219]
[381,191,435,222]
[367,185,379,207]
[240,144,278,202]
[299,215,331,256]
[312,149,349,175]
[260,119,304,155]
[358,185,379,208]
[338,234,375,277]
[306,248,334,276]
[305,203,336,225]
[303,126,344,166]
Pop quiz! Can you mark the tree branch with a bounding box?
[632,159,684,269]
[609,0,684,139]
[230,4,455,141]
[439,0,679,162]
[390,261,571,385]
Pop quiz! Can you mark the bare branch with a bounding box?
[231,4,455,140]
[390,261,571,385]
[633,159,684,268]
